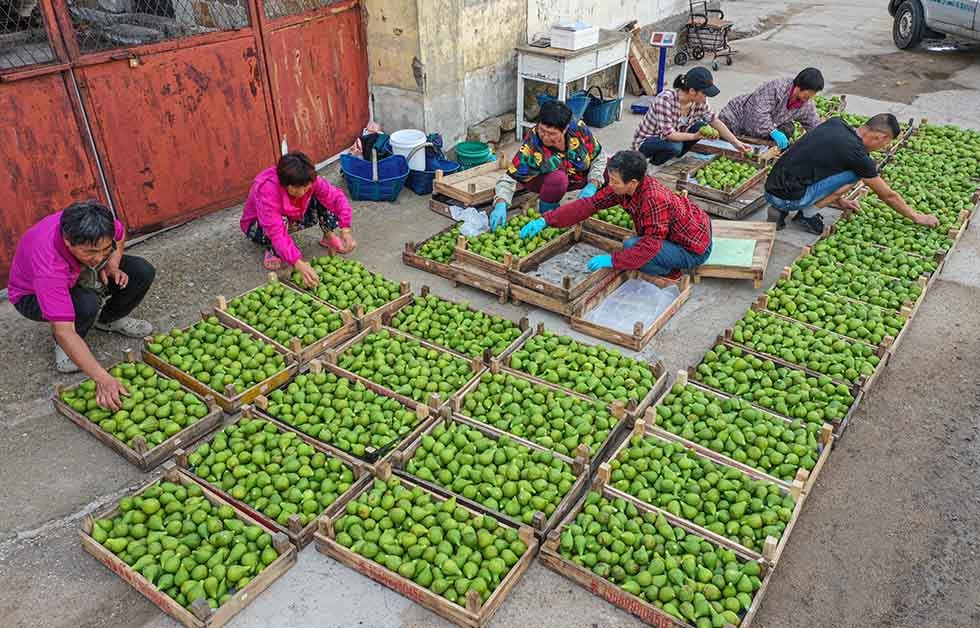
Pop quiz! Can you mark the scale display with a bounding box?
[649,32,677,48]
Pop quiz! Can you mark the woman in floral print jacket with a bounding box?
[490,100,607,231]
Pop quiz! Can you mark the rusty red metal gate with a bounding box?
[0,0,368,286]
[257,0,369,161]
[0,0,105,285]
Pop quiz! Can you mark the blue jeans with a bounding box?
[638,122,706,166]
[624,237,713,277]
[765,170,860,218]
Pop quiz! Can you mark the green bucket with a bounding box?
[456,141,493,168]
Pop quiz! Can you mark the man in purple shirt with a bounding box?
[8,201,155,409]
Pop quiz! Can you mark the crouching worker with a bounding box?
[8,200,155,407]
[519,150,712,280]
[241,151,356,286]
[490,99,607,231]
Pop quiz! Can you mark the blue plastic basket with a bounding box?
[536,91,590,120]
[340,153,409,202]
[583,86,622,128]
[406,156,461,195]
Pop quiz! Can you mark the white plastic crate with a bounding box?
[550,24,599,51]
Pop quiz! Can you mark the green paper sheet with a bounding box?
[704,237,756,268]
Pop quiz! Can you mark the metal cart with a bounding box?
[675,1,736,70]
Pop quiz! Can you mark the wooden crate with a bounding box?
[816,222,945,278]
[142,314,299,413]
[582,215,634,240]
[570,272,693,351]
[453,220,579,278]
[650,371,835,492]
[496,322,669,420]
[80,463,297,628]
[692,139,780,163]
[507,226,623,317]
[594,426,806,566]
[688,337,866,437]
[693,221,777,289]
[321,318,487,413]
[429,190,537,219]
[403,225,511,304]
[539,479,773,628]
[676,153,769,204]
[386,408,592,538]
[379,284,533,364]
[450,360,631,471]
[173,412,371,548]
[212,274,358,364]
[282,273,414,327]
[715,329,868,392]
[432,154,515,207]
[313,474,538,628]
[753,292,906,356]
[251,359,439,469]
[781,252,931,315]
[51,349,223,470]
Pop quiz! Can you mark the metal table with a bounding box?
[515,30,631,141]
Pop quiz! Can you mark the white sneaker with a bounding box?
[95,317,153,338]
[54,345,81,374]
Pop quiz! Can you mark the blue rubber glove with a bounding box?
[519,218,547,239]
[587,255,613,272]
[579,182,598,199]
[770,129,789,150]
[490,202,507,232]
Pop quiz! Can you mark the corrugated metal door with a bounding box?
[62,1,280,232]
[0,0,104,285]
[259,0,369,161]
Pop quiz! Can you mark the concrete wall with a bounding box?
[526,0,688,41]
[363,0,694,147]
[363,0,425,133]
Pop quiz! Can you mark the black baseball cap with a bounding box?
[685,67,720,97]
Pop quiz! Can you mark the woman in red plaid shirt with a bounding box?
[519,151,713,280]
[632,67,749,165]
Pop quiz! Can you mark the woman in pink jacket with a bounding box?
[240,152,357,287]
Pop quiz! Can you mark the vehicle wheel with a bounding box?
[674,51,689,66]
[725,56,733,66]
[712,61,720,71]
[692,47,705,60]
[893,0,924,49]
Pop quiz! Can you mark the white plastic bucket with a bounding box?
[390,129,427,171]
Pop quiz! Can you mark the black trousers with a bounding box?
[13,255,155,338]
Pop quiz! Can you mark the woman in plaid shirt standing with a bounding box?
[632,67,749,165]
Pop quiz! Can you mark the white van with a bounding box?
[890,0,980,48]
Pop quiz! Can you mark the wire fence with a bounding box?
[67,0,250,54]
[0,0,55,70]
[263,0,344,21]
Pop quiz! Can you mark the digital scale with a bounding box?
[649,31,677,94]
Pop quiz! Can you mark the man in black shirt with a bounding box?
[764,113,939,234]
